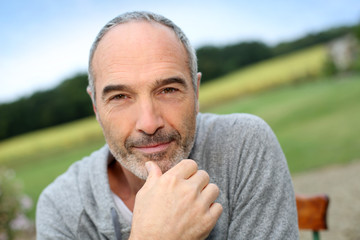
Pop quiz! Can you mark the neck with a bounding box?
[108,159,145,211]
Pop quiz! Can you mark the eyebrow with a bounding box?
[152,77,188,90]
[102,84,134,100]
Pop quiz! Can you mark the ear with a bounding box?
[196,72,202,112]
[87,86,99,121]
[196,72,201,100]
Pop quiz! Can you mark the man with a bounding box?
[36,11,299,239]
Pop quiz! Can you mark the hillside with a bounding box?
[206,74,360,173]
[199,44,327,109]
[197,24,357,83]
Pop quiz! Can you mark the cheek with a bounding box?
[98,108,134,143]
[164,98,197,133]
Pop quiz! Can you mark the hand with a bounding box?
[129,159,223,240]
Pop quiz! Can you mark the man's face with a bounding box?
[91,21,199,179]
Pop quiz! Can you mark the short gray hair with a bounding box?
[88,11,198,102]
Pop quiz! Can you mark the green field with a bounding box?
[0,118,105,218]
[0,116,103,167]
[199,44,327,109]
[207,74,360,173]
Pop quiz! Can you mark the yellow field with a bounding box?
[199,44,327,109]
[0,117,103,166]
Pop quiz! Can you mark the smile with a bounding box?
[133,141,173,154]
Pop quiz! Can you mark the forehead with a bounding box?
[91,20,190,85]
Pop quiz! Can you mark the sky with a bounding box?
[0,0,359,103]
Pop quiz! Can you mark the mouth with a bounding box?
[133,141,173,155]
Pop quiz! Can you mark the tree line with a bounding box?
[0,24,358,140]
[0,74,93,140]
[198,24,357,84]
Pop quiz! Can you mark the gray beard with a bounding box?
[110,134,195,180]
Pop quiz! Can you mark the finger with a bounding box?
[209,202,223,221]
[187,170,210,191]
[200,183,220,207]
[166,159,198,179]
[145,161,162,184]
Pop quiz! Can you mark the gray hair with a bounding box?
[88,11,198,102]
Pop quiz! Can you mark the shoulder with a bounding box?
[36,145,109,234]
[196,112,273,143]
[38,159,82,209]
[192,112,283,175]
[197,112,269,129]
[192,113,276,170]
[36,158,84,238]
[36,156,87,224]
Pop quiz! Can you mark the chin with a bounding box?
[118,154,181,180]
[110,142,192,180]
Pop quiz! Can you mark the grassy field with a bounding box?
[0,118,105,218]
[13,140,104,218]
[0,117,103,167]
[199,44,327,109]
[207,74,360,173]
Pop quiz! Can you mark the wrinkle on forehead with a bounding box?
[91,21,190,84]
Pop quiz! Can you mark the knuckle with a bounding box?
[209,183,220,196]
[199,170,210,182]
[181,159,198,170]
[213,202,223,212]
[218,203,224,213]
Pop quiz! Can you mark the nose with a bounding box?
[135,98,165,135]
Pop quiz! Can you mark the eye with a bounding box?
[110,94,128,101]
[161,87,178,94]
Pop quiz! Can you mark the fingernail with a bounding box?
[145,161,152,172]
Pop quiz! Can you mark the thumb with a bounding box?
[145,161,162,181]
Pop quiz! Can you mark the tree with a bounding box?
[197,41,272,84]
[0,73,93,140]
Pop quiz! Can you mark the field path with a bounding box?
[293,159,360,240]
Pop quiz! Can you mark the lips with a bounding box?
[133,141,172,154]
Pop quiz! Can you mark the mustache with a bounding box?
[125,129,180,149]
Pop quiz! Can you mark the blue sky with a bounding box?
[1,0,359,103]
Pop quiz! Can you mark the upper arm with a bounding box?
[227,117,299,239]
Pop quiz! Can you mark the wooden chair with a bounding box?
[296,194,330,240]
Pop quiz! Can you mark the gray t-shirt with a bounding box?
[36,113,299,239]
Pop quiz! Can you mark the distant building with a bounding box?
[327,34,359,72]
